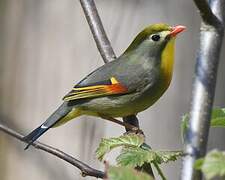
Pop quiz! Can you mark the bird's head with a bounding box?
[124,23,186,57]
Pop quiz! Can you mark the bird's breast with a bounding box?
[160,38,175,88]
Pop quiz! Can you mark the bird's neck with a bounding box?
[160,38,175,87]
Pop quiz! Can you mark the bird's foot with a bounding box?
[124,127,144,135]
[99,114,139,131]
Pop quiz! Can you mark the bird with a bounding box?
[23,23,185,149]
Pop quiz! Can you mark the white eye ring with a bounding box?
[150,34,160,41]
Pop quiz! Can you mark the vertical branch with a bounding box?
[79,0,116,63]
[182,0,225,180]
[79,0,154,178]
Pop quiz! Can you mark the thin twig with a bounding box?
[182,0,225,179]
[0,123,105,179]
[153,162,166,180]
[100,115,139,131]
[79,0,116,63]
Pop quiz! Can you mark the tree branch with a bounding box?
[0,123,105,179]
[79,0,116,63]
[182,0,225,179]
[193,0,222,27]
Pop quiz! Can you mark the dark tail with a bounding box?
[23,102,72,150]
[23,124,49,150]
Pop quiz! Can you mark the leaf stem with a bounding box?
[153,162,166,180]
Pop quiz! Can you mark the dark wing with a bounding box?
[63,55,159,102]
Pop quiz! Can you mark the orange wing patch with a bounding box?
[63,77,127,101]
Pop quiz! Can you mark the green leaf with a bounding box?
[107,166,153,180]
[211,108,225,120]
[117,147,154,167]
[157,150,183,163]
[96,134,144,161]
[181,108,225,142]
[116,147,183,167]
[194,150,225,180]
[211,108,225,127]
[211,118,225,127]
[194,158,204,170]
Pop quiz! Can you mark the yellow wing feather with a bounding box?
[63,77,127,102]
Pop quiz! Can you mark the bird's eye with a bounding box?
[151,34,160,41]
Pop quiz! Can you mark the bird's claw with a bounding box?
[124,127,144,135]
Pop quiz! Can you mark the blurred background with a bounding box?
[0,0,225,179]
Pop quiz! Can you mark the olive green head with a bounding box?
[124,23,185,57]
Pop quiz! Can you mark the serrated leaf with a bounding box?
[107,166,153,180]
[157,150,183,163]
[181,108,225,142]
[116,148,155,167]
[116,147,183,167]
[96,134,144,161]
[194,150,225,180]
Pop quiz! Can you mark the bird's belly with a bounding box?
[77,83,168,117]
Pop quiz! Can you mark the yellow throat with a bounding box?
[160,38,175,87]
